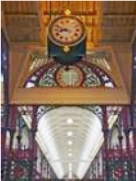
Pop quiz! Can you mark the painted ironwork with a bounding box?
[25,61,115,88]
[84,106,136,181]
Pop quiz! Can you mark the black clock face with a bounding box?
[48,15,86,46]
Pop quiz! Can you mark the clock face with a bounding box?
[48,15,86,46]
[56,66,84,87]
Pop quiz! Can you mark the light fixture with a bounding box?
[68,153,72,157]
[67,131,73,136]
[68,141,73,145]
[67,118,74,124]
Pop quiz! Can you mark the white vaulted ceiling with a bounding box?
[36,107,103,179]
[18,105,120,179]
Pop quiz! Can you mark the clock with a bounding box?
[48,15,86,47]
[56,66,84,87]
[47,14,87,65]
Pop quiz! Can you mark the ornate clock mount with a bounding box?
[47,10,87,65]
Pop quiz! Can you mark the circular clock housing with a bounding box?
[48,15,86,46]
[56,66,84,87]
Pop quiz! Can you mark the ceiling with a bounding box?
[1,1,136,180]
[18,105,121,179]
[36,107,103,179]
[2,1,136,49]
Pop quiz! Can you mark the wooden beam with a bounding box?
[9,43,46,51]
[9,50,30,99]
[103,14,136,18]
[5,12,38,16]
[42,12,97,16]
[5,14,38,17]
[101,26,135,30]
[37,1,47,45]
[131,28,136,45]
[10,42,41,46]
[1,10,10,44]
[11,87,130,105]
[7,27,41,30]
[12,51,31,92]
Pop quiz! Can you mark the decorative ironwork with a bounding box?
[1,106,58,181]
[32,105,120,124]
[38,67,58,87]
[82,66,101,87]
[29,49,111,72]
[84,107,136,181]
[37,105,57,121]
[2,104,136,181]
[82,105,103,121]
[25,62,58,88]
[29,52,48,71]
[25,60,115,88]
[83,62,115,88]
[87,50,111,70]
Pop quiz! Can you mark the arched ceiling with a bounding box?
[18,105,121,180]
[36,107,104,179]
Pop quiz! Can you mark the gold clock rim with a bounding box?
[47,15,87,47]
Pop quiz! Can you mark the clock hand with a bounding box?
[59,28,71,33]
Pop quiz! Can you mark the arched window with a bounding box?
[24,62,115,88]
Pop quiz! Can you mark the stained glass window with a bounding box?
[25,63,59,88]
[25,62,115,88]
[82,66,101,87]
[38,67,58,87]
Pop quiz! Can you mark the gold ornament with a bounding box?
[64,9,71,16]
[63,46,70,52]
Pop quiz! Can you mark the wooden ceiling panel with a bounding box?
[101,29,134,42]
[41,1,96,15]
[7,27,40,43]
[101,1,136,43]
[102,16,136,27]
[1,1,136,46]
[5,15,40,27]
[2,1,38,14]
[103,1,136,15]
